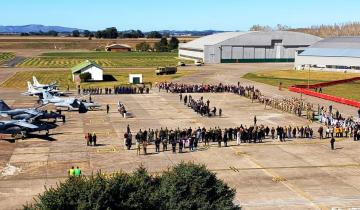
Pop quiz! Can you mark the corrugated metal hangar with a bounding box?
[295,37,360,72]
[179,31,321,64]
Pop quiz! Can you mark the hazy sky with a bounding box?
[1,0,360,31]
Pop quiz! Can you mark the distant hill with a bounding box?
[0,24,83,33]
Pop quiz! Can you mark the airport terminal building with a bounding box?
[179,31,321,64]
[295,37,360,72]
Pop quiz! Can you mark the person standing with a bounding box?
[358,108,360,118]
[330,137,336,150]
[92,132,97,146]
[236,129,241,146]
[69,166,75,177]
[254,115,257,125]
[155,138,161,153]
[106,104,110,114]
[74,166,81,177]
[318,126,324,140]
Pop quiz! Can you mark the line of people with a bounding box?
[123,124,322,155]
[82,86,150,95]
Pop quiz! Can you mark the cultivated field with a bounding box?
[0,52,15,64]
[17,51,192,68]
[243,69,360,101]
[0,68,196,89]
[0,36,195,50]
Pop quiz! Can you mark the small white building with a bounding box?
[71,60,104,81]
[129,74,143,84]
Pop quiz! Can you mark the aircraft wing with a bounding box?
[24,109,39,115]
[13,121,39,129]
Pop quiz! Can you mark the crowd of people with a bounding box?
[182,95,221,117]
[158,82,354,124]
[81,86,149,95]
[318,105,360,141]
[123,124,329,155]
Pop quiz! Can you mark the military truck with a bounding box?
[155,66,177,75]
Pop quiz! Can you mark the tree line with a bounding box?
[23,163,240,210]
[249,22,360,37]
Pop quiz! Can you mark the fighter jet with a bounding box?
[32,76,58,89]
[0,119,57,139]
[0,100,64,121]
[40,91,101,112]
[23,82,60,96]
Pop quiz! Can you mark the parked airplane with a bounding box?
[0,119,57,139]
[32,76,58,89]
[23,82,60,96]
[0,100,64,121]
[40,91,101,112]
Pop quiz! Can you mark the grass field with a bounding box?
[0,52,15,64]
[1,69,196,90]
[243,69,360,101]
[17,51,193,68]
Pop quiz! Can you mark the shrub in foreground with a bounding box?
[24,163,240,210]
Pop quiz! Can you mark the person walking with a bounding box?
[254,115,257,125]
[106,104,110,114]
[330,137,336,150]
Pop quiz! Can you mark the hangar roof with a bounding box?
[307,37,360,49]
[180,31,321,50]
[299,37,360,58]
[179,32,251,50]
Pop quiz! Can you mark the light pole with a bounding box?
[307,65,310,89]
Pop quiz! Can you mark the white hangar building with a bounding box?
[179,31,321,64]
[295,37,360,72]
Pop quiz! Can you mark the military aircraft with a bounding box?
[0,119,57,139]
[32,76,58,89]
[23,81,60,96]
[40,91,101,112]
[0,100,64,121]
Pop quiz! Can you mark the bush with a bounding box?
[24,163,240,210]
[79,72,92,82]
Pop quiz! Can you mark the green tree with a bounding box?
[95,30,103,38]
[155,38,169,52]
[146,31,162,38]
[72,30,80,37]
[157,163,240,210]
[136,42,151,51]
[23,163,239,210]
[169,37,180,50]
[83,30,91,37]
[47,30,58,37]
[79,72,92,82]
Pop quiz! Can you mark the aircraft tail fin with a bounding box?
[27,81,34,91]
[33,76,40,86]
[0,100,11,111]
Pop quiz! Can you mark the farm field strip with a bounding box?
[17,52,192,68]
[0,69,196,90]
[0,52,15,64]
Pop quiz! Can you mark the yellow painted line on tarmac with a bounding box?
[230,147,325,209]
[96,146,119,153]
